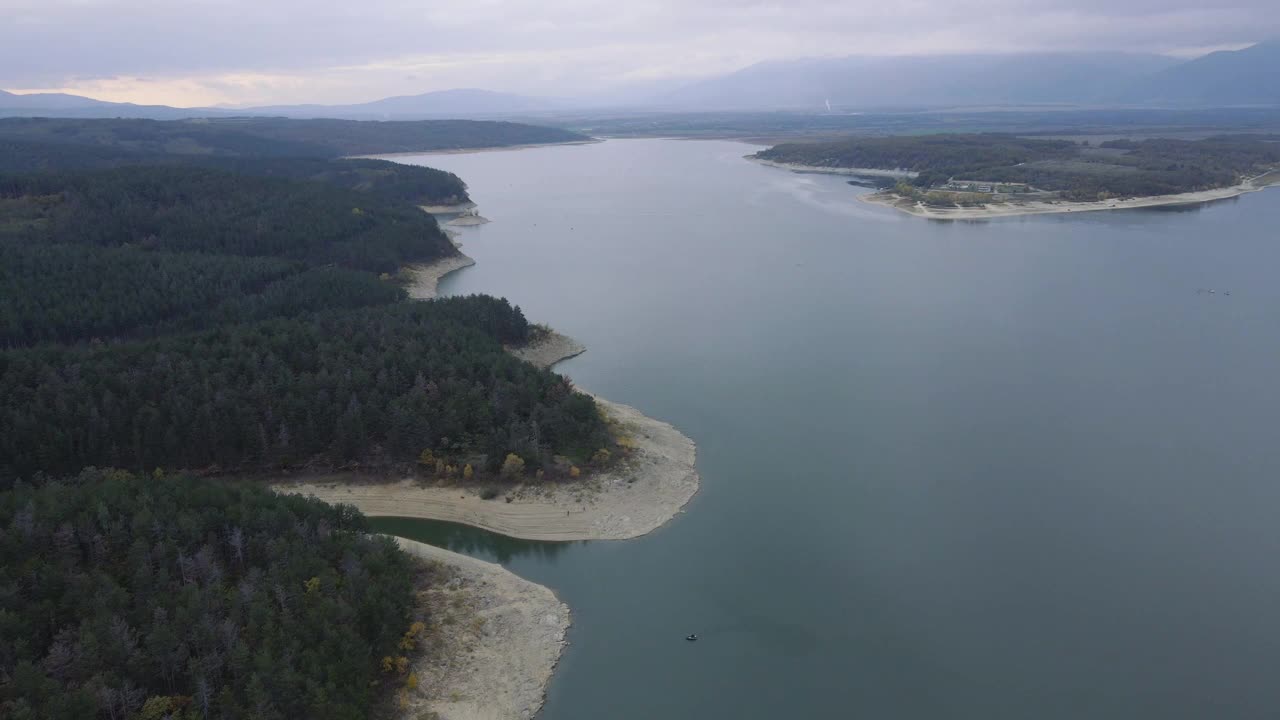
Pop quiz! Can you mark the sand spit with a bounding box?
[396,538,569,720]
[507,330,586,369]
[447,214,491,227]
[405,254,476,300]
[748,156,919,178]
[403,203,480,299]
[295,201,700,542]
[860,173,1280,220]
[275,389,698,541]
[420,201,477,215]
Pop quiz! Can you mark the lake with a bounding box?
[375,139,1280,719]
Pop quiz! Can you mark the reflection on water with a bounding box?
[369,516,575,564]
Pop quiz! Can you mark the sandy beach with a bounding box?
[276,330,698,541]
[446,214,491,227]
[396,538,569,720]
[281,214,701,541]
[274,389,699,541]
[404,254,475,299]
[420,201,478,215]
[508,329,586,369]
[748,156,918,178]
[859,174,1279,220]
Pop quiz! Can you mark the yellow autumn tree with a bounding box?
[463,464,474,480]
[500,453,525,477]
[569,465,581,478]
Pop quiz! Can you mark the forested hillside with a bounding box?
[0,166,454,272]
[195,157,469,206]
[755,133,1280,198]
[0,140,470,206]
[0,110,613,720]
[0,116,589,158]
[0,470,419,720]
[0,244,407,348]
[204,117,589,155]
[0,297,608,481]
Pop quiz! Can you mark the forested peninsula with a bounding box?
[0,117,617,719]
[0,116,591,160]
[754,133,1280,218]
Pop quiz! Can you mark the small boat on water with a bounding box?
[685,634,698,642]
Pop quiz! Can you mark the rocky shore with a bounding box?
[396,538,570,720]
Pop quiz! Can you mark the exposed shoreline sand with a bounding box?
[403,204,480,298]
[507,329,586,368]
[859,175,1279,220]
[404,254,476,299]
[420,201,477,215]
[274,387,699,541]
[294,187,697,718]
[280,208,700,542]
[396,538,569,720]
[747,155,918,178]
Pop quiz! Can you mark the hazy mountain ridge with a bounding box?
[242,88,571,118]
[661,52,1191,110]
[2,41,1278,120]
[1121,40,1280,106]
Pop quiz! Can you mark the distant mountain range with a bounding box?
[3,41,1278,120]
[239,88,571,119]
[660,52,1182,110]
[0,89,225,119]
[1122,39,1280,106]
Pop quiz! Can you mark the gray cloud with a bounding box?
[1,0,1276,103]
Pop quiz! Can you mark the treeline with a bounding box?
[0,116,589,158]
[756,134,1078,188]
[0,469,419,720]
[0,243,408,348]
[195,157,468,207]
[0,140,470,207]
[0,297,609,481]
[0,166,454,273]
[755,133,1280,198]
[201,117,589,156]
[0,110,613,720]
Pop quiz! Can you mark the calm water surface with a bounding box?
[375,139,1280,719]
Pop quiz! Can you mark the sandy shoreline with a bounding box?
[420,201,477,215]
[404,254,476,299]
[283,207,700,542]
[748,155,918,178]
[396,538,569,720]
[859,176,1279,220]
[402,203,482,298]
[274,387,699,541]
[277,322,698,542]
[508,329,586,369]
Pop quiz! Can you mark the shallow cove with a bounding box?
[377,138,1280,720]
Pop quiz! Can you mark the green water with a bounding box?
[374,139,1280,719]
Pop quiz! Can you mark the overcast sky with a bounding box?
[2,0,1276,106]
